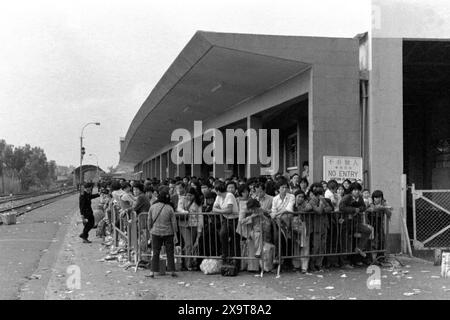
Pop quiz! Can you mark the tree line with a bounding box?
[0,139,57,191]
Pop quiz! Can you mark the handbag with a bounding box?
[187,245,200,270]
[221,259,239,277]
[149,204,165,229]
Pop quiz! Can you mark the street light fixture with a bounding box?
[80,122,100,193]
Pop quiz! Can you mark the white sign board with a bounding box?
[323,156,363,183]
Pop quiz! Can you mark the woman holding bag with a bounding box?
[147,190,178,278]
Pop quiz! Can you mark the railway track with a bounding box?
[0,188,78,224]
[0,189,71,205]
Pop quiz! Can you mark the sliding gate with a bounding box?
[411,185,450,250]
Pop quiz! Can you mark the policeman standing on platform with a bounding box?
[79,182,100,243]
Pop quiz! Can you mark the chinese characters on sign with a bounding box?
[323,156,363,183]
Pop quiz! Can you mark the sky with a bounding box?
[0,0,371,171]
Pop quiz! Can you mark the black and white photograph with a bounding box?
[1,0,450,307]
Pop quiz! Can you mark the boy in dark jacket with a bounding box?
[339,182,372,263]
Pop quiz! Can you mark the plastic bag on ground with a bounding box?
[200,259,223,275]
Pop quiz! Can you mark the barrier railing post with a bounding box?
[260,216,264,277]
[135,214,141,272]
[127,217,131,261]
[131,211,137,263]
[113,205,118,247]
[277,216,282,277]
[411,183,416,246]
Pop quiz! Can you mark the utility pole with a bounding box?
[80,122,100,194]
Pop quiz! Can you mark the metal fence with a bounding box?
[129,209,388,275]
[135,212,266,273]
[412,185,450,250]
[276,210,387,276]
[110,202,134,261]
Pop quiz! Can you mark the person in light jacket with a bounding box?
[146,191,178,278]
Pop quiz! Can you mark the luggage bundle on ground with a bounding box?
[200,259,223,275]
[1,211,17,225]
[221,259,239,277]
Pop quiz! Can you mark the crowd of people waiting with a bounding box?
[79,169,392,278]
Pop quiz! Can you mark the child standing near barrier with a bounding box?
[366,190,392,256]
[241,199,267,272]
[177,187,203,271]
[339,182,372,266]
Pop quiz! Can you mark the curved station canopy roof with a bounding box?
[120,31,356,166]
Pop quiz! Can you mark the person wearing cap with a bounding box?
[79,182,100,243]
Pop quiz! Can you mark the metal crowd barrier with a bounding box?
[276,210,388,276]
[134,211,266,275]
[110,202,133,262]
[128,208,388,276]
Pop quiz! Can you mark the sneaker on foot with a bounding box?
[82,238,92,243]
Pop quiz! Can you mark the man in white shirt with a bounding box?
[271,179,295,219]
[212,181,240,262]
[271,177,295,268]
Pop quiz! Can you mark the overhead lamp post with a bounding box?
[80,122,100,193]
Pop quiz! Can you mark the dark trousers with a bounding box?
[81,214,95,239]
[219,218,240,259]
[151,234,175,272]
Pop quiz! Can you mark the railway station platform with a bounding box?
[0,195,447,300]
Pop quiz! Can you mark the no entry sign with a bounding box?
[323,156,363,183]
